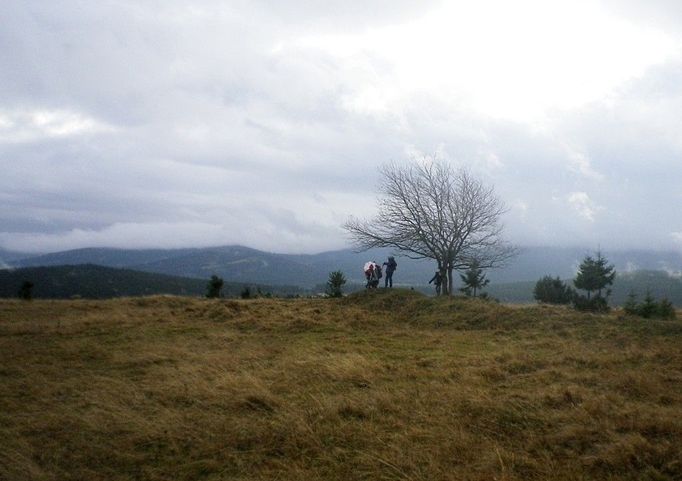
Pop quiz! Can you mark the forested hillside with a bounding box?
[0,264,304,299]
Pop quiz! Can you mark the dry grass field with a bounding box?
[1,289,681,481]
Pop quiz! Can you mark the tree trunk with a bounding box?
[436,261,447,297]
[447,266,454,296]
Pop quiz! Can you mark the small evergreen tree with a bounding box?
[573,251,615,312]
[459,260,490,297]
[623,290,638,315]
[533,276,574,304]
[574,251,616,300]
[622,290,676,319]
[240,286,251,299]
[638,290,658,318]
[206,275,224,298]
[19,280,34,301]
[656,298,676,319]
[325,270,346,298]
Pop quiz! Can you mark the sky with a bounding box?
[1,0,681,254]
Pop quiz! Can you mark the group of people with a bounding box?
[364,256,444,294]
[364,256,397,289]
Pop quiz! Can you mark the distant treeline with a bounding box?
[2,264,680,306]
[487,270,682,306]
[0,264,306,299]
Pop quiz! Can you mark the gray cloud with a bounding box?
[600,0,682,32]
[1,1,682,254]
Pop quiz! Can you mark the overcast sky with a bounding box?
[1,0,681,254]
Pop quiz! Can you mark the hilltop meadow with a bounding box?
[1,290,681,481]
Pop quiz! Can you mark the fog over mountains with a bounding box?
[4,245,681,289]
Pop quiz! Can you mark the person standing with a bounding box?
[383,256,397,288]
[364,262,375,289]
[429,271,442,295]
[364,261,380,289]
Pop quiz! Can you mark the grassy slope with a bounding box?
[1,290,681,481]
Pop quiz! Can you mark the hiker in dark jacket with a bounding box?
[382,256,397,288]
[429,271,443,295]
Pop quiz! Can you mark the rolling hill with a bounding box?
[0,248,34,268]
[10,245,682,290]
[12,246,417,287]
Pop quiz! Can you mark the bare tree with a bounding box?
[344,160,517,295]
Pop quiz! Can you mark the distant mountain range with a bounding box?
[0,248,33,268]
[4,244,681,288]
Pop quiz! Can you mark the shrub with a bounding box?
[657,298,676,319]
[573,294,609,312]
[478,292,499,303]
[240,286,251,299]
[624,291,676,319]
[18,280,34,301]
[533,276,574,304]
